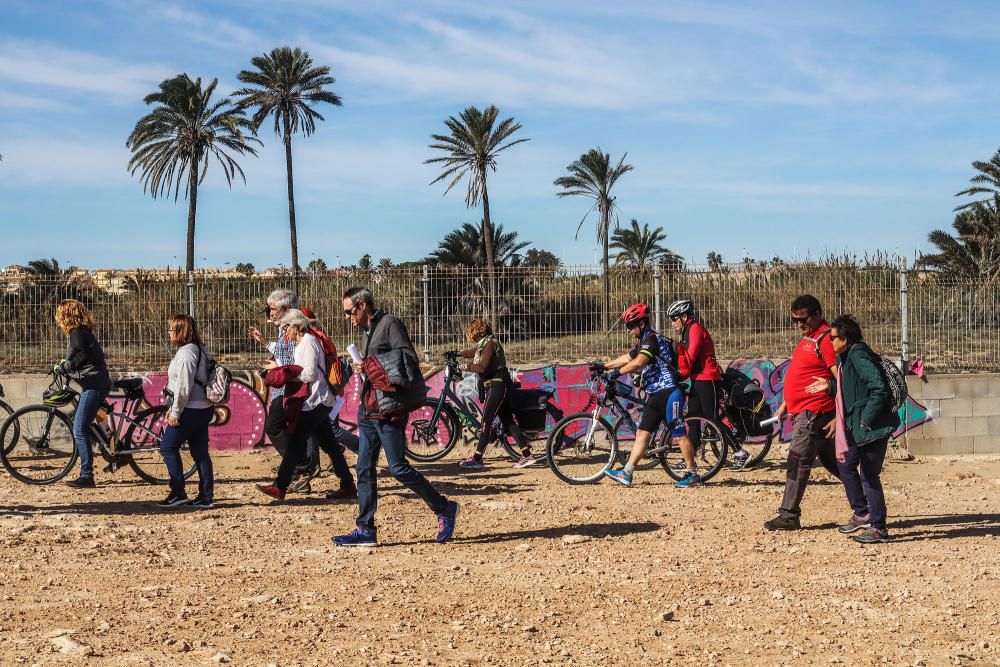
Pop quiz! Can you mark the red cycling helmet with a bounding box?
[622,303,650,328]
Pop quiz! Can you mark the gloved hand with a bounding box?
[587,361,606,372]
[53,359,67,374]
[607,369,621,380]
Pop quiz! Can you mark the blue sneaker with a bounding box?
[436,500,459,543]
[332,527,377,547]
[604,467,633,487]
[674,472,703,488]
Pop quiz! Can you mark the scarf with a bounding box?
[834,360,849,463]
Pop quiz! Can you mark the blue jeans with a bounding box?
[160,407,214,501]
[836,436,889,531]
[74,388,109,479]
[356,412,447,531]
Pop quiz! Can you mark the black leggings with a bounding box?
[275,404,354,490]
[686,379,742,452]
[475,381,528,458]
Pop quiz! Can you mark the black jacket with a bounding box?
[63,326,112,391]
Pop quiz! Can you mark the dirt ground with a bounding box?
[1,446,998,667]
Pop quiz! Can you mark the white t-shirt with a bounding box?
[294,332,335,411]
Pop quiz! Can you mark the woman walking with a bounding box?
[55,299,112,489]
[808,315,899,543]
[160,315,215,508]
[256,309,354,500]
[457,317,544,470]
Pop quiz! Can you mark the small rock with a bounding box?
[522,625,538,633]
[658,611,674,622]
[211,653,231,663]
[772,591,785,600]
[562,534,591,545]
[516,543,533,552]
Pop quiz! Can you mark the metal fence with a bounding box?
[1,264,998,373]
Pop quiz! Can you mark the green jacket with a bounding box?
[831,342,900,446]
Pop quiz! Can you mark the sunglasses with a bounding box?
[791,315,812,324]
[343,304,359,316]
[829,334,844,341]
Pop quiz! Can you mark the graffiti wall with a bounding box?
[118,360,930,450]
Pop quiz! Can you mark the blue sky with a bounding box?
[1,0,998,269]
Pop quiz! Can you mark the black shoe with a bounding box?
[190,497,215,509]
[764,515,800,531]
[66,476,96,489]
[156,494,190,508]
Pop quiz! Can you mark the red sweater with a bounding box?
[784,323,836,415]
[678,320,722,381]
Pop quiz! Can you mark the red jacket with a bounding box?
[264,365,308,433]
[677,320,722,381]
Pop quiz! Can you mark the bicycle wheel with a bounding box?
[546,412,618,485]
[736,430,776,468]
[612,415,661,471]
[498,403,562,461]
[124,405,196,484]
[657,416,728,482]
[0,406,78,484]
[405,399,460,462]
[1,400,18,455]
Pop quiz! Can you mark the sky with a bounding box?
[1,0,999,270]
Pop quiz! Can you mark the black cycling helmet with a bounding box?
[42,386,74,407]
[666,299,694,318]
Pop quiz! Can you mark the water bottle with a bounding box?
[95,409,113,441]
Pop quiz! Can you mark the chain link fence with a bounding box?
[1,265,996,373]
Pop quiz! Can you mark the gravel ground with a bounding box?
[1,449,998,666]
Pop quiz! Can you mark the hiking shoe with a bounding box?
[852,527,889,544]
[325,486,358,500]
[190,497,215,509]
[674,472,704,488]
[458,456,485,470]
[255,484,285,501]
[838,514,871,534]
[333,527,377,547]
[730,449,752,471]
[513,454,546,468]
[66,476,96,489]
[156,493,190,508]
[764,515,801,531]
[604,467,633,487]
[288,475,312,494]
[436,500,459,543]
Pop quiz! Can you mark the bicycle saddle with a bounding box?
[114,378,144,392]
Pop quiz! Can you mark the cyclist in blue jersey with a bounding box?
[598,303,701,488]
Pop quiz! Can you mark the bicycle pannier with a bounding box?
[722,369,771,437]
[509,388,550,432]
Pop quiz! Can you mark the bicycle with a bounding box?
[0,383,16,455]
[0,371,196,485]
[404,351,562,462]
[545,367,730,484]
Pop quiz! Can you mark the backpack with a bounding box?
[722,368,772,437]
[308,325,352,395]
[194,346,231,405]
[804,330,830,360]
[876,354,908,412]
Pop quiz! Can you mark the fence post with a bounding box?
[899,257,909,372]
[421,264,430,363]
[653,265,663,333]
[186,271,195,318]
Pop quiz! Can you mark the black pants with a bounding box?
[275,405,354,490]
[475,381,528,457]
[265,395,288,456]
[686,379,738,451]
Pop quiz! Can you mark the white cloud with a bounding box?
[0,41,172,103]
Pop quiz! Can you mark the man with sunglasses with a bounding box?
[601,303,700,488]
[764,294,842,531]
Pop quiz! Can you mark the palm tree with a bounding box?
[955,148,1000,211]
[127,74,259,316]
[377,257,394,272]
[306,258,328,275]
[425,105,528,316]
[610,219,683,269]
[234,47,342,283]
[554,147,633,325]
[918,195,1000,283]
[428,222,530,266]
[706,251,724,272]
[23,258,73,276]
[357,254,374,272]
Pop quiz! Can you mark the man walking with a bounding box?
[764,294,842,531]
[332,287,458,546]
[248,289,299,457]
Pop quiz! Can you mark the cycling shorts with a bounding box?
[639,387,687,437]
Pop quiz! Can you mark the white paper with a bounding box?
[759,416,780,426]
[347,343,363,363]
[329,396,345,420]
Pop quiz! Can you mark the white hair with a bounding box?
[267,289,299,310]
[276,308,313,333]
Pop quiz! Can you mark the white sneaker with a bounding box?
[513,454,546,469]
[730,449,752,471]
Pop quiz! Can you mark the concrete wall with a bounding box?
[903,374,1000,456]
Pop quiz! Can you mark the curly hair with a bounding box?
[465,317,493,342]
[55,299,95,335]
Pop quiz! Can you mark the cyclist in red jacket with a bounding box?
[669,299,750,470]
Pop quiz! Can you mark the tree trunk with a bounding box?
[601,202,610,328]
[481,175,498,320]
[283,113,299,291]
[186,159,199,317]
